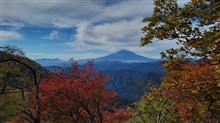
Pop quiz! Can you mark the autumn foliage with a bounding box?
[140,0,220,122]
[28,62,131,123]
[162,62,220,122]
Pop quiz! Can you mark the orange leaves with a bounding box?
[163,63,218,100]
[175,101,206,122]
[141,0,220,121]
[162,62,220,121]
[105,108,132,123]
[6,114,30,123]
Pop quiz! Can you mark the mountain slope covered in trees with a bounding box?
[38,50,164,103]
[0,47,48,122]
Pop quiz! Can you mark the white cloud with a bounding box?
[2,0,153,28]
[2,0,186,59]
[74,17,144,49]
[68,16,178,58]
[43,30,59,40]
[28,52,72,60]
[0,30,22,41]
[3,0,187,28]
[92,0,153,22]
[2,0,103,27]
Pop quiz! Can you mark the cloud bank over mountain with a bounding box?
[1,0,187,59]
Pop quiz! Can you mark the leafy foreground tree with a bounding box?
[0,46,46,123]
[128,85,176,123]
[162,63,220,122]
[131,0,220,122]
[23,62,131,123]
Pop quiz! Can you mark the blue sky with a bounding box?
[0,0,188,60]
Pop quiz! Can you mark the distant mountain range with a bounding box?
[79,49,157,63]
[35,50,158,66]
[35,50,163,104]
[35,58,68,66]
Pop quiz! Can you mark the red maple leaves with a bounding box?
[33,62,131,123]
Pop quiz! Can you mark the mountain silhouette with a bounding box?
[35,49,158,66]
[80,49,157,63]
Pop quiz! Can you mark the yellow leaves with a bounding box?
[163,61,171,69]
[191,0,204,5]
[191,90,197,94]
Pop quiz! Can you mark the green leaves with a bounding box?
[0,46,25,57]
[129,86,177,123]
[140,0,220,122]
[141,0,220,62]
